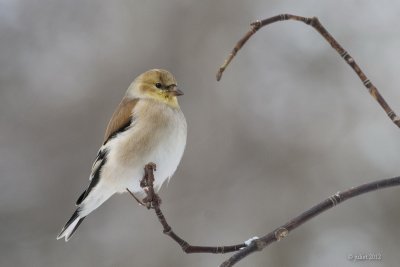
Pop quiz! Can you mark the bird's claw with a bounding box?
[140,162,157,188]
[142,193,162,209]
[140,162,160,208]
[146,162,157,171]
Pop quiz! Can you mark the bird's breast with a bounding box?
[107,101,187,191]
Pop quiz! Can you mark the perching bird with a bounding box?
[57,69,187,241]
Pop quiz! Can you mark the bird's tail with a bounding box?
[57,184,114,241]
[57,209,86,242]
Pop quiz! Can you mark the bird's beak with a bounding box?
[167,85,184,96]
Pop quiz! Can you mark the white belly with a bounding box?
[100,102,187,195]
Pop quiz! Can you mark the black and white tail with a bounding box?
[57,209,86,241]
[57,182,114,242]
[57,146,113,241]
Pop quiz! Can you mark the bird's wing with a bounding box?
[103,97,139,144]
[76,147,108,205]
[75,97,138,206]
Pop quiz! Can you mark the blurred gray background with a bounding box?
[1,0,400,266]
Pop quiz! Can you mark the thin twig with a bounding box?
[219,176,400,267]
[152,205,246,254]
[127,163,247,254]
[216,14,400,128]
[126,188,144,206]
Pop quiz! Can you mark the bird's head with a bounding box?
[127,69,183,108]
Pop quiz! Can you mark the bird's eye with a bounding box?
[155,83,162,89]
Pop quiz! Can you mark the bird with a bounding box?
[57,69,187,241]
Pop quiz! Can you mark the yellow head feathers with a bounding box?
[127,69,183,108]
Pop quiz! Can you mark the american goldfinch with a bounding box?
[57,69,187,241]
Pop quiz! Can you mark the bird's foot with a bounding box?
[140,162,160,209]
[140,162,157,188]
[142,192,162,209]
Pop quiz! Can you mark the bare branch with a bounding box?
[127,163,247,254]
[131,165,400,265]
[219,176,400,267]
[152,205,246,254]
[216,14,400,128]
[127,16,400,264]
